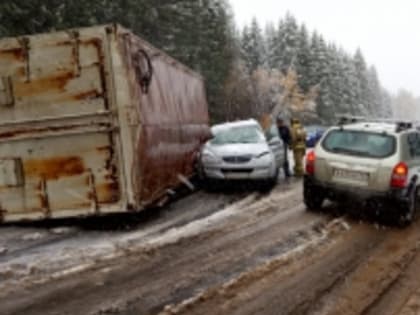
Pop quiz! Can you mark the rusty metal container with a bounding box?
[0,24,210,222]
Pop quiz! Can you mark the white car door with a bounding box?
[266,125,284,167]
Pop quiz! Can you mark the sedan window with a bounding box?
[211,125,265,145]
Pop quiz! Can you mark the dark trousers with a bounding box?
[283,144,291,177]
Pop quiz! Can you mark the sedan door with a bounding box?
[266,125,284,167]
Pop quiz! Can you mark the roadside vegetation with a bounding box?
[0,1,409,123]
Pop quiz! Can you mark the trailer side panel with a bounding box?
[0,27,123,222]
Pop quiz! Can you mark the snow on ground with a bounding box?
[0,193,258,293]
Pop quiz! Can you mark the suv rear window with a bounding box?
[322,130,396,158]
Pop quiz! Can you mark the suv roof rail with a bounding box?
[395,121,413,132]
[336,114,416,132]
[336,114,365,125]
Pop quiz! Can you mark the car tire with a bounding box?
[304,181,325,211]
[260,168,279,192]
[398,187,417,227]
[270,167,279,185]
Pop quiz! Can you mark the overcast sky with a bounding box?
[230,0,420,96]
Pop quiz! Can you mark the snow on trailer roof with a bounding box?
[211,119,261,133]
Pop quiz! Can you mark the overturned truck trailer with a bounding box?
[0,24,210,222]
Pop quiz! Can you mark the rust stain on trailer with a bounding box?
[16,67,27,76]
[0,47,25,60]
[96,145,112,152]
[14,71,74,97]
[96,144,120,204]
[24,156,85,180]
[97,182,119,204]
[51,40,73,46]
[74,89,103,100]
[53,38,101,49]
[81,38,103,48]
[39,194,50,214]
[0,126,68,139]
[0,124,91,139]
[83,38,109,109]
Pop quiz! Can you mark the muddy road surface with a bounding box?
[1,179,420,315]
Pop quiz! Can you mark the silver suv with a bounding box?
[304,117,420,225]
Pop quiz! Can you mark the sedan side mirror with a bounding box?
[268,137,281,146]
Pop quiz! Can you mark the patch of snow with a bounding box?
[121,194,258,248]
[21,232,46,241]
[0,194,258,295]
[50,227,77,235]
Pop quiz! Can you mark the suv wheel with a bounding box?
[398,187,417,227]
[304,182,325,211]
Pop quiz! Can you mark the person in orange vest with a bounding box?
[290,118,307,176]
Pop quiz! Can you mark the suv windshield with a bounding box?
[322,129,396,158]
[211,125,265,145]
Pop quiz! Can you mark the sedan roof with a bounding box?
[211,119,260,133]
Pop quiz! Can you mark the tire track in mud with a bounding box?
[397,287,420,315]
[0,191,245,294]
[362,251,420,315]
[0,228,79,263]
[7,180,418,315]
[92,184,320,315]
[309,223,420,315]
[0,191,235,262]
[157,221,384,315]
[0,182,323,315]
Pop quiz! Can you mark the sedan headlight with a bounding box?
[201,150,221,164]
[254,151,274,170]
[256,151,270,158]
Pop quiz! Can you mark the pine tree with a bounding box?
[380,89,393,118]
[272,19,286,69]
[0,6,393,122]
[241,18,265,73]
[366,66,383,116]
[295,24,311,92]
[278,13,299,73]
[353,48,370,114]
[264,22,277,69]
[339,51,358,115]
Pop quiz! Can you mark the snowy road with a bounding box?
[1,179,420,315]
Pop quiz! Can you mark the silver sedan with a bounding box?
[200,119,284,187]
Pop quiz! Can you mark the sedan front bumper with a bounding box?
[204,166,274,180]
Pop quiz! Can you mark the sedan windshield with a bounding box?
[211,125,265,145]
[322,130,396,158]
